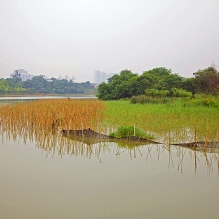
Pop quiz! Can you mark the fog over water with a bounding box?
[1,0,219,82]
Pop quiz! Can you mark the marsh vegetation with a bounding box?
[104,97,219,145]
[0,96,219,147]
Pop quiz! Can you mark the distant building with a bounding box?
[94,70,115,84]
[94,70,107,84]
[10,69,34,81]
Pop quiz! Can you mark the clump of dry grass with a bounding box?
[0,99,105,140]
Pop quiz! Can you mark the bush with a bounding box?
[172,89,191,98]
[110,125,154,139]
[130,95,170,104]
[145,89,169,98]
[192,96,219,108]
[145,89,191,98]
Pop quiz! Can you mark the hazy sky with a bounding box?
[1,0,219,82]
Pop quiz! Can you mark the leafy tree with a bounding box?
[0,79,8,94]
[97,70,138,100]
[141,67,183,93]
[183,77,197,97]
[96,83,114,100]
[97,68,185,100]
[193,66,219,95]
[5,78,16,87]
[12,70,22,85]
[134,73,157,95]
[22,75,96,94]
[144,67,171,77]
[157,73,183,95]
[0,76,96,95]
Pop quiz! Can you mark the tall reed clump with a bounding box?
[0,99,105,141]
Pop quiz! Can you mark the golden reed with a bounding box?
[0,99,105,139]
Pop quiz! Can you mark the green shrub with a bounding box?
[145,89,169,98]
[172,89,191,98]
[145,89,191,98]
[110,125,154,139]
[130,95,170,104]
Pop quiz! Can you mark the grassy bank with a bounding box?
[104,98,219,144]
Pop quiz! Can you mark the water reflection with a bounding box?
[47,135,219,176]
[0,96,96,106]
[175,146,219,176]
[0,99,34,106]
[1,128,219,176]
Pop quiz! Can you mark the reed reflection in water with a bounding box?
[2,128,219,176]
[1,131,219,218]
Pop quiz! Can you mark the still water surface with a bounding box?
[0,95,96,105]
[0,97,219,219]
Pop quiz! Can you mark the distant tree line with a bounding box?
[97,66,219,100]
[0,75,96,95]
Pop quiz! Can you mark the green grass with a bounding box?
[103,97,219,144]
[109,125,154,139]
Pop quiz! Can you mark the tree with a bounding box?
[96,83,114,100]
[0,76,96,95]
[97,69,138,100]
[96,67,185,100]
[183,78,197,97]
[193,66,219,95]
[144,67,171,77]
[141,67,182,92]
[0,79,8,94]
[12,70,22,85]
[134,73,157,95]
[157,73,183,95]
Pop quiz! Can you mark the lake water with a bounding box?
[0,95,96,105]
[0,97,219,219]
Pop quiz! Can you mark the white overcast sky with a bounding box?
[0,0,219,82]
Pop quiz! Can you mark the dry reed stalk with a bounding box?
[0,99,105,141]
[218,124,219,144]
[194,126,197,144]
